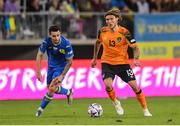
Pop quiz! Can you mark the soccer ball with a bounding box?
[88,103,103,117]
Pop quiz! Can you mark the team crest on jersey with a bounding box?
[117,37,122,42]
[59,49,65,54]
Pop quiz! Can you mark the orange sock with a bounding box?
[136,89,147,109]
[106,88,116,102]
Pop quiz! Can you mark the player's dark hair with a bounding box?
[48,25,61,33]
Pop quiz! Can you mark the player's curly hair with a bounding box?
[104,8,122,21]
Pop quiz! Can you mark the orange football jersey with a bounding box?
[97,26,135,65]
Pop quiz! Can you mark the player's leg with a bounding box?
[36,69,54,117]
[128,80,152,116]
[119,65,152,116]
[55,86,73,105]
[53,70,73,105]
[104,77,116,101]
[102,63,124,115]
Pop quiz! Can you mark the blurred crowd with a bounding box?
[0,0,180,40]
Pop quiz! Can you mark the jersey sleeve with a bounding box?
[65,42,74,59]
[124,29,136,44]
[124,29,137,48]
[39,39,48,54]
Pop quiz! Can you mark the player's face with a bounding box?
[105,15,119,29]
[50,31,61,44]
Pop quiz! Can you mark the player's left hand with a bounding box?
[134,59,141,67]
[57,75,65,83]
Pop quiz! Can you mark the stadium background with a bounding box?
[0,0,180,125]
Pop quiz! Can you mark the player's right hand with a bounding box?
[91,59,97,68]
[134,59,141,67]
[57,75,65,83]
[37,72,42,82]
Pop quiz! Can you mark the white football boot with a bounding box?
[144,108,152,117]
[113,100,124,115]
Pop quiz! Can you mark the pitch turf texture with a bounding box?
[0,97,179,125]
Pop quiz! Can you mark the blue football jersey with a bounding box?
[39,36,74,68]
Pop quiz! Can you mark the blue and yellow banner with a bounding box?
[135,13,180,41]
[138,41,180,59]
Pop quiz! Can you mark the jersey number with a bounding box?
[126,69,134,78]
[109,40,115,47]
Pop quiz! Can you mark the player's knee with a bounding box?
[135,89,142,95]
[49,84,57,94]
[128,80,139,92]
[106,86,113,92]
[132,85,140,93]
[104,78,113,85]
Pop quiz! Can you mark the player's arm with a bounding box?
[132,44,140,60]
[57,42,74,83]
[36,50,44,81]
[62,58,73,76]
[91,40,101,68]
[125,32,141,66]
[93,40,101,60]
[131,44,141,66]
[91,30,102,67]
[57,57,73,83]
[36,40,47,81]
[53,57,73,84]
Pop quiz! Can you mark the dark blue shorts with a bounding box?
[47,67,64,85]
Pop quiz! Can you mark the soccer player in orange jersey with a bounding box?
[91,8,152,116]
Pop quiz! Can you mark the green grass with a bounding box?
[0,97,180,125]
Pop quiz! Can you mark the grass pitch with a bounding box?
[0,97,180,125]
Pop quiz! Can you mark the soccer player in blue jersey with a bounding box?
[35,25,74,117]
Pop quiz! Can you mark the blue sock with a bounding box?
[55,86,68,95]
[40,93,53,109]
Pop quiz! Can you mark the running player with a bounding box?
[35,25,74,117]
[91,8,152,117]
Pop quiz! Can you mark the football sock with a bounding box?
[106,88,116,102]
[136,89,147,109]
[55,86,68,95]
[40,93,53,109]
